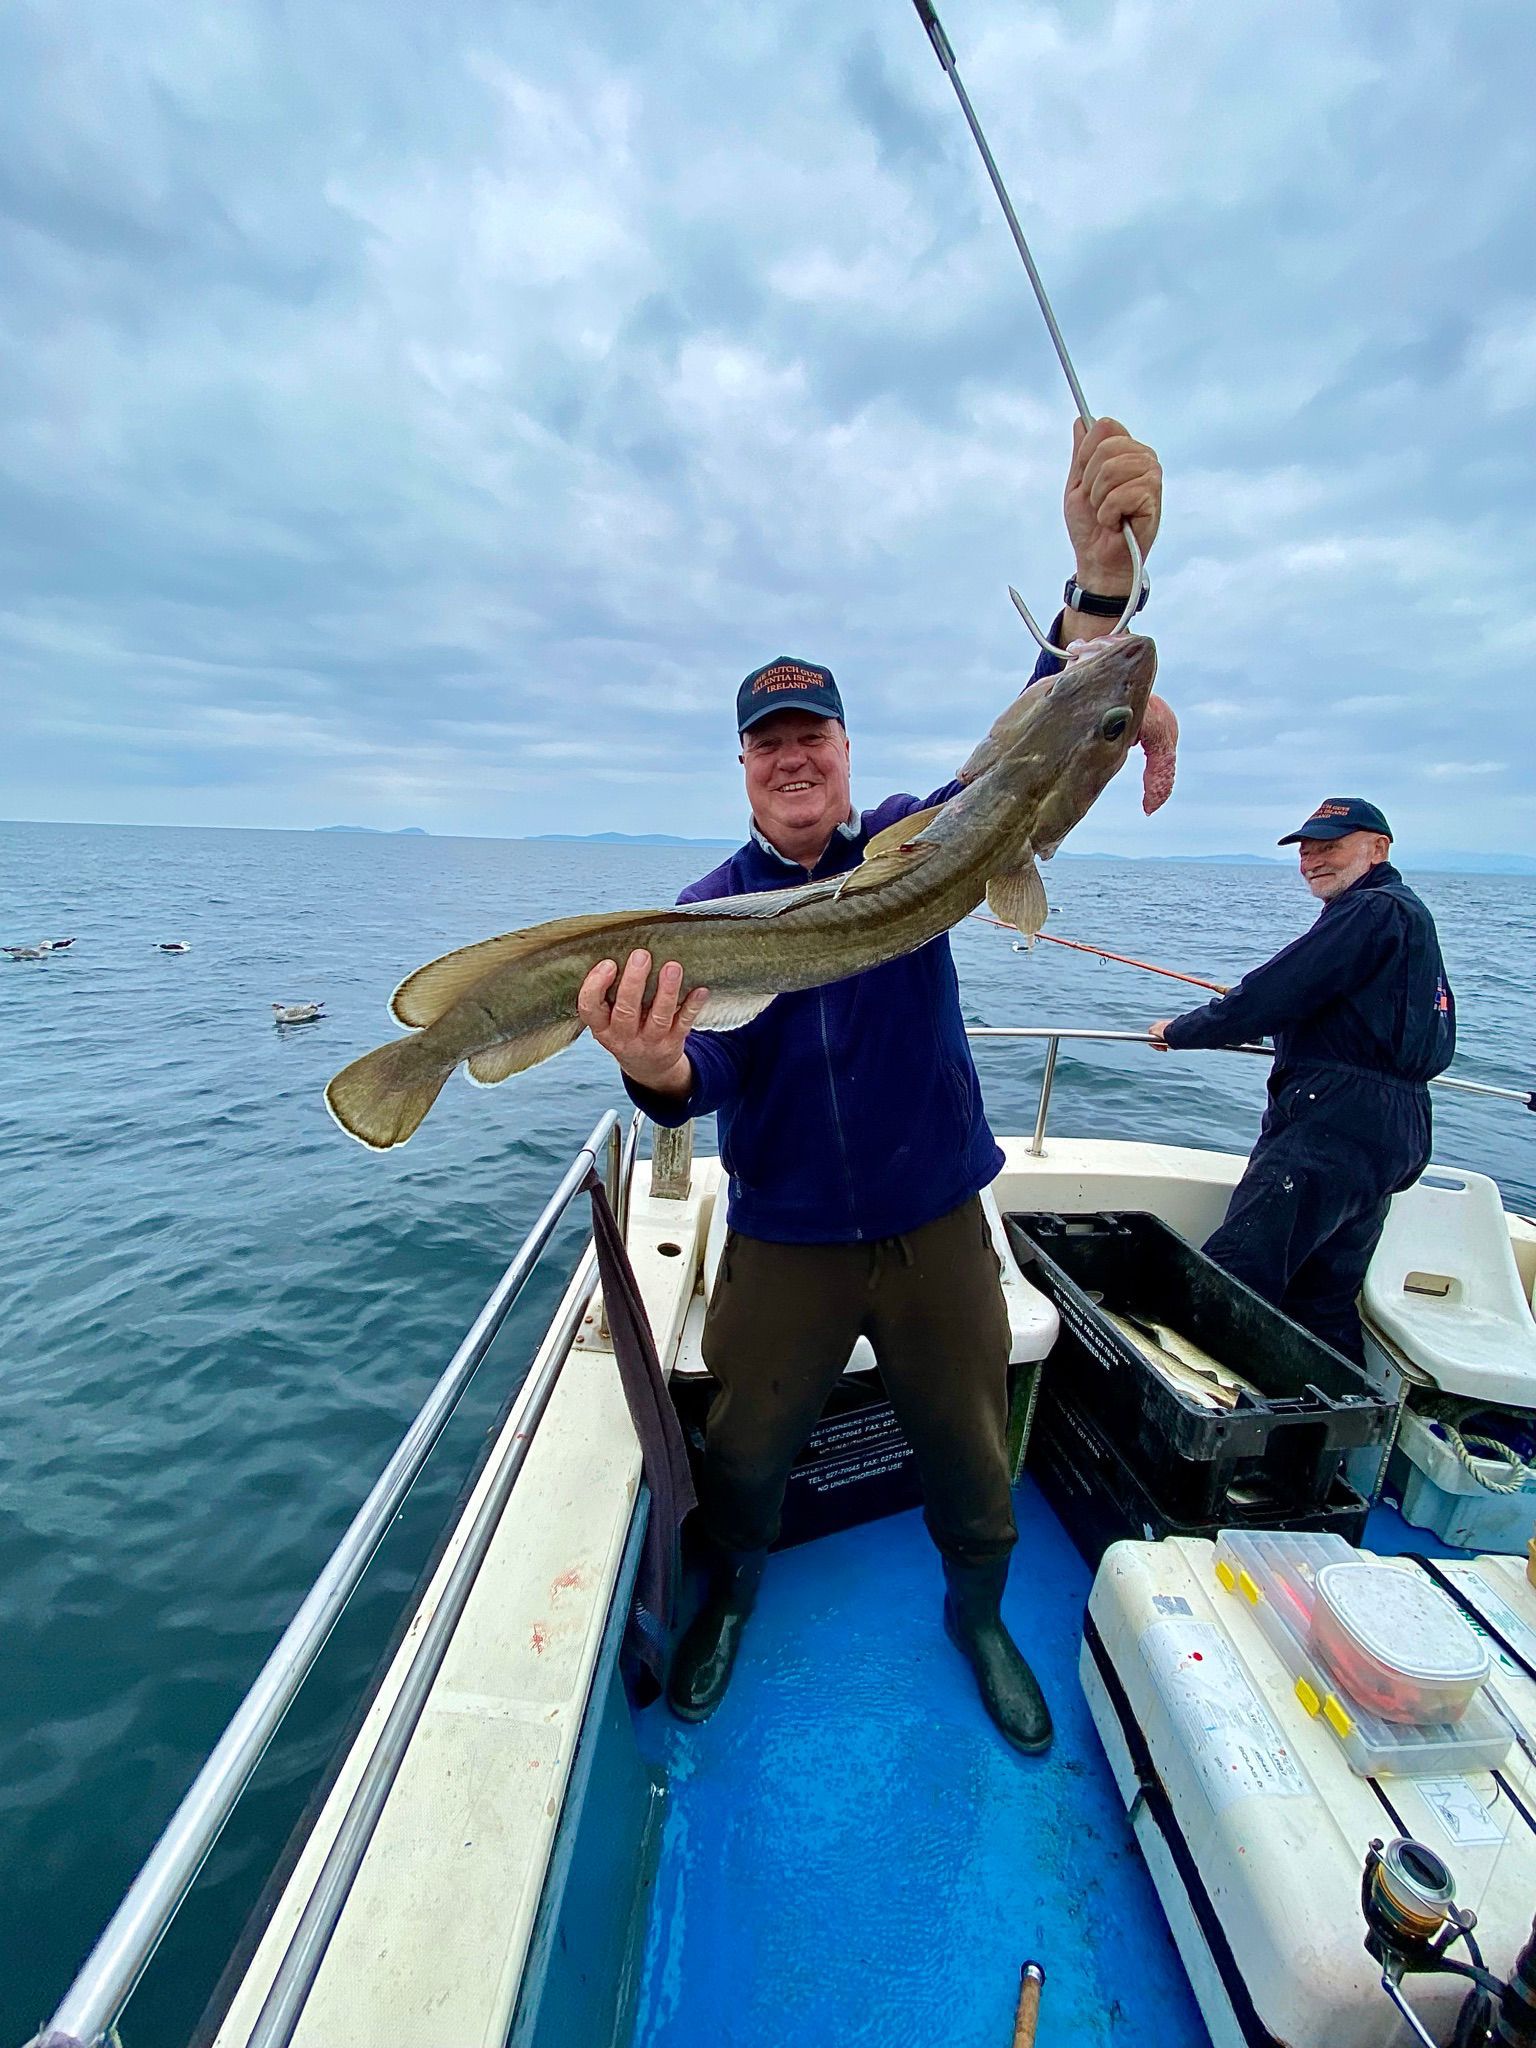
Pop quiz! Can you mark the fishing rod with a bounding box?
[1035,931,1228,992]
[910,0,1146,657]
[969,914,1536,1107]
[969,913,1230,993]
[1012,1960,1045,2047]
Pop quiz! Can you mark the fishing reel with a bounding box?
[1361,1838,1536,2047]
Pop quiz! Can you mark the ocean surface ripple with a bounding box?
[2,820,1531,2044]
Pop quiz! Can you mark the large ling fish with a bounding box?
[327,635,1159,1148]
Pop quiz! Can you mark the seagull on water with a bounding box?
[156,941,192,953]
[272,1001,325,1025]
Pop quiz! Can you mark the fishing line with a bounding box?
[910,0,1146,655]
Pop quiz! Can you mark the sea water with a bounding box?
[2,819,1532,2045]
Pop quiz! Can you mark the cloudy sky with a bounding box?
[3,0,1532,855]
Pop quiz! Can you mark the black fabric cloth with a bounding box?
[1162,861,1455,1360]
[585,1173,696,1700]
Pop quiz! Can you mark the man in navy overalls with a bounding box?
[1152,798,1455,1362]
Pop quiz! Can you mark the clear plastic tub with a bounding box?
[1212,1530,1509,1777]
[1309,1561,1489,1724]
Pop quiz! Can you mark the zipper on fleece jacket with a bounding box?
[818,988,861,1238]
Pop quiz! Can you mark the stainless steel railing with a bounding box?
[245,1249,606,2048]
[41,1109,640,2048]
[965,1025,1534,1159]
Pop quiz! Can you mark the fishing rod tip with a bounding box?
[910,0,955,66]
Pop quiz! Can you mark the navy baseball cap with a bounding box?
[1278,797,1393,845]
[736,656,844,735]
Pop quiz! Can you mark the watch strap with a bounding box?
[1064,575,1150,618]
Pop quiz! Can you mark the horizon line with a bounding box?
[2,815,1532,873]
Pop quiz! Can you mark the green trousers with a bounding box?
[698,1195,1016,1564]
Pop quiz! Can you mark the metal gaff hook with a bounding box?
[911,0,1147,657]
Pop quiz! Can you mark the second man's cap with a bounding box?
[1277,796,1393,845]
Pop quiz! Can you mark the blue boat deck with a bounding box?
[631,1487,1461,2048]
[632,1482,1207,2048]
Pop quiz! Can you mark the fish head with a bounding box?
[1000,633,1157,849]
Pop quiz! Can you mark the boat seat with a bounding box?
[699,1183,1059,1375]
[1360,1166,1536,1407]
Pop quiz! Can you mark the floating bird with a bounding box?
[4,945,49,961]
[272,1001,325,1025]
[156,942,192,953]
[42,937,76,950]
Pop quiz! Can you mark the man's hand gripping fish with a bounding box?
[327,634,1159,1148]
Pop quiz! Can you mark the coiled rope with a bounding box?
[1439,1421,1536,1496]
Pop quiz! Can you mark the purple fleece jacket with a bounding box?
[625,642,1061,1241]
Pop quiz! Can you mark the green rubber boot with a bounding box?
[666,1544,767,1723]
[943,1555,1053,1755]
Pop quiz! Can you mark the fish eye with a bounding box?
[1099,707,1132,741]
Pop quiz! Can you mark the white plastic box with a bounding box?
[1081,1535,1536,2048]
[1213,1531,1508,1776]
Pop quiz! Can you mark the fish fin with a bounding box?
[829,814,944,899]
[391,911,642,1029]
[689,991,777,1031]
[326,1036,456,1150]
[710,880,843,920]
[466,1018,584,1085]
[832,841,940,898]
[986,856,1047,942]
[861,801,948,862]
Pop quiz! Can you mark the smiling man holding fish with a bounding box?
[577,420,1164,1752]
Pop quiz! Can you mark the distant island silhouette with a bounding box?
[316,825,429,835]
[530,831,732,846]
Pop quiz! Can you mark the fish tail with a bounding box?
[326,1034,455,1149]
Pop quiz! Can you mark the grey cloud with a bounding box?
[841,34,953,178]
[1,0,1534,853]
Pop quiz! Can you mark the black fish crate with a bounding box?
[670,1371,922,1550]
[1004,1211,1391,1521]
[1029,1376,1368,1569]
[672,1363,1040,1552]
[775,1375,925,1550]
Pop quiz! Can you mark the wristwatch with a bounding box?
[1064,575,1150,618]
